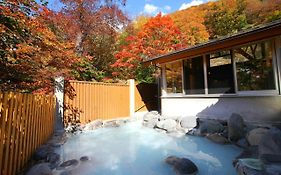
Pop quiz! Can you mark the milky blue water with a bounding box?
[55,122,242,175]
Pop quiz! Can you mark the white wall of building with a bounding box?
[161,96,281,125]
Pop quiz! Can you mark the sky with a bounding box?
[47,0,209,19]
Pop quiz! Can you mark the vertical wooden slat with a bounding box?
[64,81,131,124]
[18,94,28,170]
[0,92,55,175]
[0,93,8,175]
[11,94,23,175]
[3,93,14,175]
[24,94,33,164]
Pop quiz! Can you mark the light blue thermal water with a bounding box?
[55,122,242,175]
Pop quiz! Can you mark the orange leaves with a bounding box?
[111,13,187,81]
[170,5,210,45]
[0,0,79,93]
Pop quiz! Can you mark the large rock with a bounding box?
[228,113,244,141]
[26,163,52,175]
[259,128,281,163]
[235,159,265,175]
[47,152,60,169]
[265,164,281,175]
[247,128,269,146]
[58,159,79,170]
[206,133,229,144]
[156,119,177,132]
[143,111,160,128]
[103,120,120,128]
[143,111,160,122]
[198,120,224,135]
[34,144,54,161]
[84,119,103,130]
[143,118,159,128]
[180,116,198,130]
[165,156,198,175]
[233,146,259,166]
[47,132,67,147]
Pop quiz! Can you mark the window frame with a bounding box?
[162,37,281,97]
[232,38,279,96]
[163,60,184,95]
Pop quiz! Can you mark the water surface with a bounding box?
[55,122,241,175]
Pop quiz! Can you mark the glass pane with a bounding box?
[165,61,183,93]
[234,41,275,91]
[207,51,235,94]
[183,56,205,94]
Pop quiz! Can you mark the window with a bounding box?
[234,40,276,91]
[183,56,205,94]
[206,51,235,94]
[165,61,183,93]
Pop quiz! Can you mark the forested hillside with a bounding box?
[1,0,280,93]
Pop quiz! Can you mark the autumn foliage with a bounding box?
[111,14,187,82]
[0,1,78,93]
[1,0,281,91]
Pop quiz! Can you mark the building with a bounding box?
[144,20,281,125]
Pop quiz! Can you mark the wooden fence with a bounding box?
[64,80,147,124]
[0,92,56,175]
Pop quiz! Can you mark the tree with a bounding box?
[245,0,281,24]
[0,1,78,93]
[56,0,128,54]
[111,13,187,82]
[170,4,210,45]
[50,0,128,81]
[204,0,248,38]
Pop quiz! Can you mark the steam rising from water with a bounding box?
[54,122,241,175]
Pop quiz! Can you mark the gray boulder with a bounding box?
[235,159,265,175]
[180,116,198,130]
[165,156,198,175]
[80,156,89,162]
[233,146,259,166]
[228,113,244,141]
[198,120,224,135]
[156,119,177,132]
[84,119,103,130]
[34,144,54,161]
[26,163,52,175]
[265,164,281,175]
[247,128,269,146]
[47,152,60,169]
[206,133,229,144]
[47,132,67,147]
[143,118,159,128]
[58,159,79,170]
[259,128,281,163]
[103,120,120,127]
[236,138,249,148]
[143,111,160,122]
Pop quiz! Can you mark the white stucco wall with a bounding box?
[161,96,281,125]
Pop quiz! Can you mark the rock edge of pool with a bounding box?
[24,111,281,175]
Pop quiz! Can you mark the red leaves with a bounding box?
[111,13,188,80]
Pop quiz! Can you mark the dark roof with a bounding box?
[144,20,281,65]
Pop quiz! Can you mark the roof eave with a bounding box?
[143,20,281,66]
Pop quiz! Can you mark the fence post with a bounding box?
[55,77,64,131]
[129,79,135,117]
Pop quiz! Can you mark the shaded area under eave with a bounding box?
[143,19,281,66]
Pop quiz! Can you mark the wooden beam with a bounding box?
[144,21,281,65]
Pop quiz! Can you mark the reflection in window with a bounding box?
[207,51,235,94]
[234,40,275,91]
[183,56,205,94]
[165,61,183,93]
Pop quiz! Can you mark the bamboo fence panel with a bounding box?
[0,92,56,175]
[64,81,131,124]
